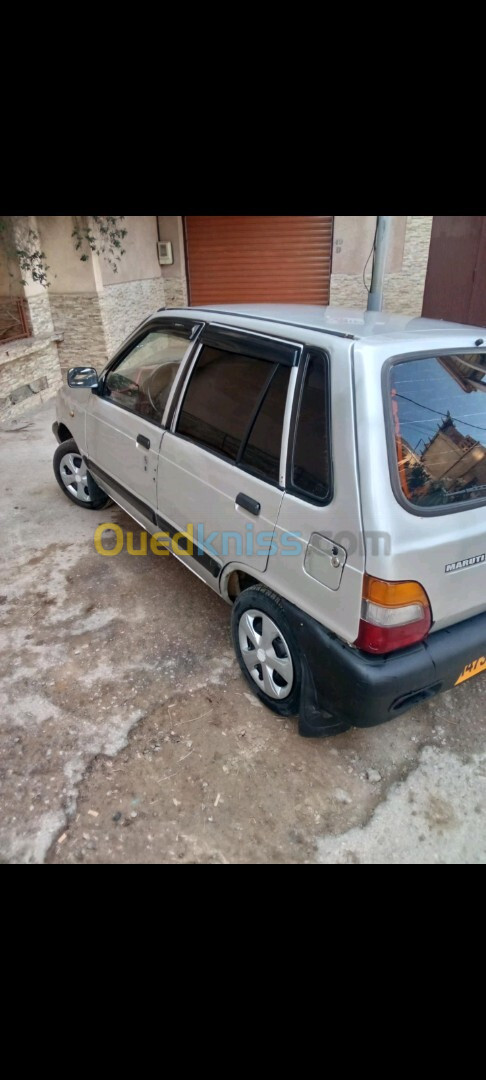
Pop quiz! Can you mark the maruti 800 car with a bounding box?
[52,305,486,736]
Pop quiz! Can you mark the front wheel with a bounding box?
[53,438,110,510]
[231,585,302,716]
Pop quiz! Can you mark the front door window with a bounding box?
[104,329,191,424]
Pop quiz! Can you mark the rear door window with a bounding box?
[389,353,486,510]
[176,343,290,483]
[177,345,273,460]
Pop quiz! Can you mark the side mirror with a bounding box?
[67,366,99,389]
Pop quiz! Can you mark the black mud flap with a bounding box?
[297,658,350,738]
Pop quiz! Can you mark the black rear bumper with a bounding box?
[282,598,486,736]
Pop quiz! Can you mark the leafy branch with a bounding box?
[0,215,129,290]
[0,217,51,287]
[71,215,127,274]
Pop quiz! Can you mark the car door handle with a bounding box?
[137,434,150,450]
[236,492,261,516]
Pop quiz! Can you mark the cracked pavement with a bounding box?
[1,401,485,864]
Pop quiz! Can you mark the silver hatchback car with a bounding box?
[52,304,486,736]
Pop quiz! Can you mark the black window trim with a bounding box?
[286,347,333,506]
[383,348,486,518]
[96,316,204,430]
[170,327,303,490]
[200,323,301,366]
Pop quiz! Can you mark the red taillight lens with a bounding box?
[355,575,432,654]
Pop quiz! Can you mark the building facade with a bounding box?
[1,215,434,423]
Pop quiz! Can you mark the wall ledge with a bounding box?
[0,333,63,368]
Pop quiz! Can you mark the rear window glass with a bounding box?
[390,353,486,510]
[291,351,331,502]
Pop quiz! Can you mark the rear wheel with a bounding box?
[231,585,302,716]
[53,438,110,510]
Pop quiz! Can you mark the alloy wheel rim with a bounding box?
[238,608,294,700]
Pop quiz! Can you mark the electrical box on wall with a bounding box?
[157,240,173,265]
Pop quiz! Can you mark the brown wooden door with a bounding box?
[184,216,333,305]
[422,216,486,326]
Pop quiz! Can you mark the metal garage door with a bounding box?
[184,216,333,306]
[422,216,486,326]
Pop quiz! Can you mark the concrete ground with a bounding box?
[1,400,485,865]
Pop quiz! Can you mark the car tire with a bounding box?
[231,584,302,716]
[53,438,110,510]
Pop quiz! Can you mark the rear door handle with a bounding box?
[236,492,261,516]
[137,434,150,449]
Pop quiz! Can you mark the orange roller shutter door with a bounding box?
[184,216,333,306]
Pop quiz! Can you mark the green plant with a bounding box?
[71,216,127,274]
[0,216,128,289]
[0,217,51,287]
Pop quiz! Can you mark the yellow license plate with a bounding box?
[455,656,486,685]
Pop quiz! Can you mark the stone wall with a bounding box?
[99,277,166,357]
[330,216,433,315]
[0,336,62,423]
[382,216,434,315]
[48,294,108,372]
[162,274,188,310]
[27,293,55,337]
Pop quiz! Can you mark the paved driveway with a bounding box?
[1,401,485,863]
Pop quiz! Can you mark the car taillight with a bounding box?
[355,575,432,654]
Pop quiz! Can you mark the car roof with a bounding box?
[163,303,486,344]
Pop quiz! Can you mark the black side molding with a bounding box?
[85,457,221,580]
[154,514,220,578]
[86,459,157,525]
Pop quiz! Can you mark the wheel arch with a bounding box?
[220,563,267,603]
[58,422,74,443]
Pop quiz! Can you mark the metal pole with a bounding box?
[367,216,393,311]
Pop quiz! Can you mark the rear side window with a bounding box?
[290,350,331,502]
[177,346,274,460]
[389,353,486,510]
[177,345,291,485]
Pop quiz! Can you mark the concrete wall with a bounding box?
[99,277,166,356]
[31,217,167,370]
[0,243,24,298]
[383,216,434,315]
[332,217,407,275]
[330,216,433,315]
[36,216,99,294]
[31,217,105,371]
[99,216,162,286]
[157,216,188,308]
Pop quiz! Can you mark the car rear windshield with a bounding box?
[389,353,486,510]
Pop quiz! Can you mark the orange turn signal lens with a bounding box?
[361,575,430,609]
[355,575,432,654]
